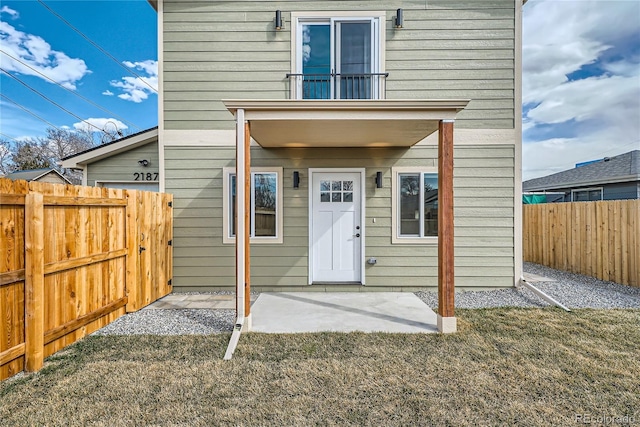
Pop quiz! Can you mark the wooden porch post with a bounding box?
[437,119,456,333]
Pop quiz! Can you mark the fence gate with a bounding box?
[126,190,173,312]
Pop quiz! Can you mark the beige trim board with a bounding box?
[163,130,258,147]
[414,129,518,146]
[514,0,524,286]
[163,128,516,148]
[437,315,457,333]
[157,0,165,191]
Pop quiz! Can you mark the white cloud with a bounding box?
[522,0,640,181]
[0,6,19,18]
[72,118,128,134]
[102,90,114,96]
[109,60,158,103]
[0,19,90,90]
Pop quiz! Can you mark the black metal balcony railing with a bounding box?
[286,72,389,100]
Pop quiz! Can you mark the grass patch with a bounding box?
[1,308,639,426]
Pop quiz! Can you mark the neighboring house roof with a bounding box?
[61,127,158,169]
[523,150,640,192]
[7,168,72,184]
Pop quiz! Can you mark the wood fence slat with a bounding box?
[43,196,127,206]
[0,195,26,205]
[0,270,26,287]
[0,343,25,366]
[43,249,128,276]
[125,190,140,312]
[25,193,44,372]
[44,297,127,345]
[612,201,621,284]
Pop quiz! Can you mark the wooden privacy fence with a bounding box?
[523,200,639,287]
[0,178,173,381]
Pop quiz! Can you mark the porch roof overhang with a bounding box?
[222,99,469,148]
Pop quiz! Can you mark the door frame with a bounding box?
[308,168,366,285]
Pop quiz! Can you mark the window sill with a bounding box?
[223,236,284,245]
[391,236,438,245]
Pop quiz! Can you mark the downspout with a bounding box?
[518,277,571,312]
[223,304,244,360]
[224,108,246,360]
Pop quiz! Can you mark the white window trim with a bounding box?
[290,11,386,100]
[222,166,284,244]
[571,187,604,202]
[391,166,439,245]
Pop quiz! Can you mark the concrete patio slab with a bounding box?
[250,292,438,333]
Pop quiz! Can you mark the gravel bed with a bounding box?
[416,262,640,310]
[93,306,236,336]
[95,263,640,336]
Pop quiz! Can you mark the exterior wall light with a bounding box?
[275,10,283,30]
[293,171,300,188]
[138,159,149,167]
[394,8,403,28]
[375,171,383,188]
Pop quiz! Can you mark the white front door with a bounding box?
[311,171,362,283]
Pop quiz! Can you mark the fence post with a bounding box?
[25,193,44,372]
[125,190,139,312]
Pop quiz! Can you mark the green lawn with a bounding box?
[1,308,638,426]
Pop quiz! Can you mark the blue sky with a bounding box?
[522,0,640,180]
[0,0,157,142]
[1,0,638,180]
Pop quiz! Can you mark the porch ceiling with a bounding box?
[223,100,469,148]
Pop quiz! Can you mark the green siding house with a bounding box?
[73,1,524,305]
[62,128,160,191]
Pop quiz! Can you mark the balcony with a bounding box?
[286,72,389,100]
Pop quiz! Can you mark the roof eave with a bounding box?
[524,174,640,192]
[61,128,158,169]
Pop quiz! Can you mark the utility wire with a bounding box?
[1,93,63,131]
[0,50,142,132]
[1,68,106,134]
[36,0,158,94]
[0,132,22,143]
[572,139,640,165]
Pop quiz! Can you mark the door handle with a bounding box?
[139,246,146,254]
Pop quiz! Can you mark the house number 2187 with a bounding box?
[134,172,159,181]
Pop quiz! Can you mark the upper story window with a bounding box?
[290,12,386,100]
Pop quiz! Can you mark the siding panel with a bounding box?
[86,141,158,187]
[166,144,515,289]
[163,0,516,130]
